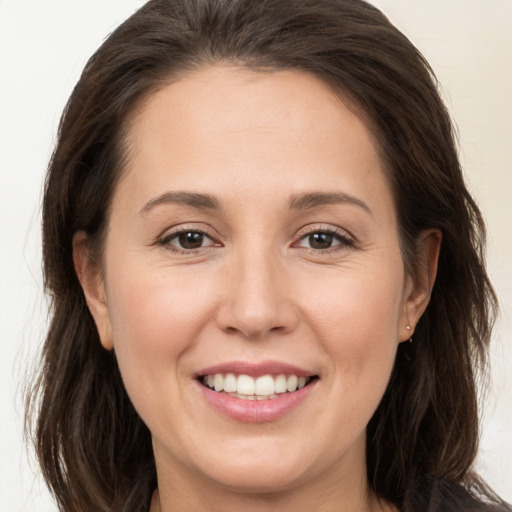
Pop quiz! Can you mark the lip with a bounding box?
[194,360,318,423]
[196,379,317,423]
[196,360,315,378]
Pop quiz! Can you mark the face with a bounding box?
[77,66,434,500]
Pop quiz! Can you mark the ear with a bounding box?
[73,231,113,350]
[399,229,442,342]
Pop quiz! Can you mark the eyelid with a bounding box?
[156,224,222,252]
[294,224,354,241]
[154,223,355,254]
[292,224,356,251]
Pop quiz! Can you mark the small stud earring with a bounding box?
[406,324,413,343]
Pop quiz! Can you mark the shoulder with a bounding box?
[411,478,511,512]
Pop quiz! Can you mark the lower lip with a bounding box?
[197,380,317,423]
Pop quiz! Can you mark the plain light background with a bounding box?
[1,1,510,510]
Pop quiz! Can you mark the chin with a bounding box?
[209,465,306,495]
[194,441,311,493]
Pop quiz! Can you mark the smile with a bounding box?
[200,373,316,400]
[196,362,319,422]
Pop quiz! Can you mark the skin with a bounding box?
[74,66,440,512]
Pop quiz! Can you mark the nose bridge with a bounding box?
[217,242,296,338]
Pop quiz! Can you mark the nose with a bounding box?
[216,250,299,339]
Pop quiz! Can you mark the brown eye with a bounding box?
[298,231,342,250]
[295,229,354,251]
[162,230,214,250]
[307,232,335,249]
[177,232,205,249]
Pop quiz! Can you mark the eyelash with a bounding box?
[156,228,218,254]
[292,227,355,255]
[156,226,355,255]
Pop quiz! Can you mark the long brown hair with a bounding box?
[26,0,509,510]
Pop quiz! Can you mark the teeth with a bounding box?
[237,375,255,395]
[274,374,287,393]
[223,373,237,393]
[226,392,280,400]
[202,373,313,397]
[255,375,274,395]
[214,373,224,392]
[286,375,298,392]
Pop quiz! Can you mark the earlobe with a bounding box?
[73,232,114,350]
[399,229,442,342]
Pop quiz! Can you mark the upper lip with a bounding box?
[196,360,316,378]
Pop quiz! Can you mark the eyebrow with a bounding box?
[289,191,372,215]
[140,191,221,214]
[140,190,371,216]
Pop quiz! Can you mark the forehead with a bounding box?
[117,65,393,219]
[127,65,373,158]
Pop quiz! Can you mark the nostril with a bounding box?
[215,283,300,339]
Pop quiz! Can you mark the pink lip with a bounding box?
[194,360,318,423]
[196,379,317,423]
[196,360,315,378]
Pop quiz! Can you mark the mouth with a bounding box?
[195,361,319,422]
[199,372,319,400]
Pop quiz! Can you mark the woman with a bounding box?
[26,0,511,511]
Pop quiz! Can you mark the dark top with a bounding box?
[417,478,512,512]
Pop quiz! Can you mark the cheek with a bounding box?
[306,263,403,336]
[301,261,403,399]
[104,263,218,402]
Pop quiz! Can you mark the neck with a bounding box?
[150,489,392,512]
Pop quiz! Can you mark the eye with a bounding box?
[295,229,353,251]
[159,230,217,251]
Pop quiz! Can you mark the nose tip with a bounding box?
[217,299,290,339]
[215,259,298,339]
